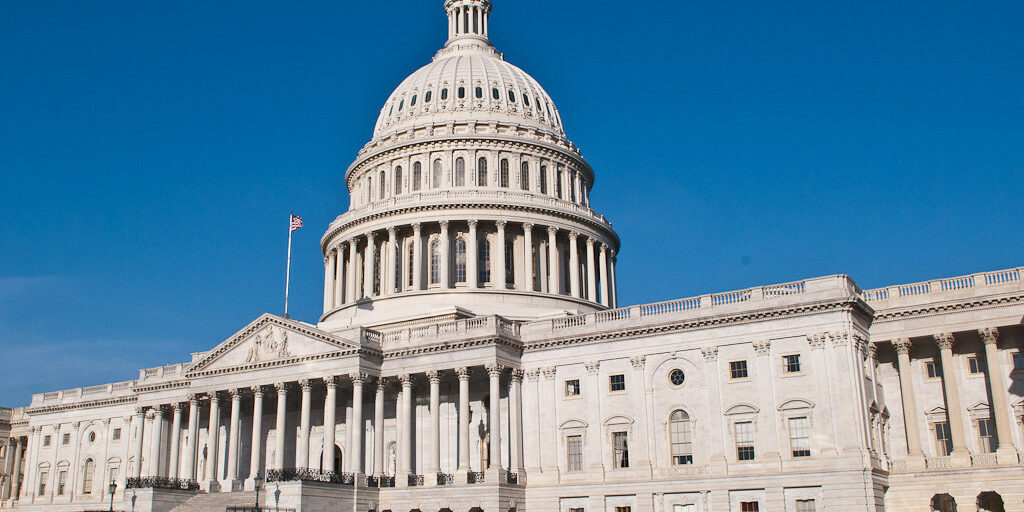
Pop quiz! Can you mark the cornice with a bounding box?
[380,333,521,359]
[26,395,137,415]
[871,292,1024,322]
[524,298,864,353]
[186,347,381,379]
[321,201,619,254]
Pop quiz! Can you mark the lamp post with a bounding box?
[108,480,117,512]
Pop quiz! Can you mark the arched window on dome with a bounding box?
[410,94,417,107]
[669,410,694,465]
[425,90,432,103]
[454,237,467,284]
[394,166,403,196]
[524,95,530,107]
[505,238,514,286]
[407,239,415,289]
[520,161,530,191]
[455,157,466,186]
[492,88,500,100]
[499,159,509,188]
[457,87,465,99]
[475,86,483,99]
[508,90,516,103]
[398,99,404,111]
[535,97,542,114]
[555,167,564,199]
[477,157,487,186]
[430,239,441,285]
[539,165,548,194]
[441,88,448,100]
[367,176,373,203]
[432,159,443,188]
[568,170,577,203]
[373,243,381,295]
[478,238,491,284]
[379,171,387,200]
[412,162,422,191]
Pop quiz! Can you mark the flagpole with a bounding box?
[284,212,293,318]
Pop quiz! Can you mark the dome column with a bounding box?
[547,227,559,294]
[334,245,344,306]
[599,244,610,307]
[522,223,534,292]
[610,252,618,308]
[568,232,580,298]
[385,227,397,295]
[323,249,336,313]
[467,220,479,288]
[346,239,357,303]
[364,232,376,298]
[495,220,507,289]
[440,221,451,289]
[586,238,597,302]
[412,223,423,290]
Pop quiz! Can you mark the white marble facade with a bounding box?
[4,2,1024,512]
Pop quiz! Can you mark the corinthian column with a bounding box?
[334,244,344,306]
[385,227,397,295]
[412,223,423,290]
[467,220,479,288]
[978,328,1019,465]
[934,333,969,465]
[522,223,534,291]
[346,239,357,303]
[599,244,609,307]
[184,396,199,481]
[322,377,338,472]
[297,380,312,469]
[205,394,220,486]
[248,387,264,484]
[892,338,925,469]
[148,408,163,477]
[350,373,366,474]
[398,374,413,479]
[568,232,580,298]
[168,404,182,479]
[364,232,376,298]
[374,379,386,477]
[495,220,507,288]
[324,249,336,312]
[510,369,525,477]
[457,367,471,472]
[546,227,558,294]
[274,384,287,470]
[427,371,441,475]
[486,364,503,472]
[440,221,451,289]
[226,390,242,483]
[586,238,597,301]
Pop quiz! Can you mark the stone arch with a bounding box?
[931,493,957,512]
[977,491,1004,512]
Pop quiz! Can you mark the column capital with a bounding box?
[456,366,471,380]
[867,343,878,359]
[586,237,595,247]
[134,406,146,416]
[485,363,504,377]
[275,382,288,395]
[426,370,441,383]
[229,388,243,398]
[893,337,912,355]
[807,332,828,350]
[600,242,609,252]
[398,373,412,386]
[546,226,557,236]
[510,368,525,382]
[171,402,182,412]
[568,231,579,240]
[376,376,389,391]
[584,360,600,375]
[934,332,956,350]
[524,368,541,381]
[979,327,999,345]
[207,391,221,403]
[366,230,376,242]
[439,220,450,230]
[387,226,396,236]
[522,222,534,231]
[412,222,422,233]
[298,379,312,391]
[188,393,201,404]
[495,219,506,229]
[251,385,264,397]
[467,219,478,228]
[349,372,369,385]
[324,376,338,389]
[629,355,646,369]
[701,346,719,362]
[541,366,557,380]
[753,339,771,355]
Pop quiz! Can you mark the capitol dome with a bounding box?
[319,0,619,330]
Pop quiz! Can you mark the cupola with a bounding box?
[445,0,492,46]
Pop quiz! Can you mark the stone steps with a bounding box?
[168,490,264,512]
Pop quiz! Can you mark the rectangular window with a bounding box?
[565,379,581,397]
[43,435,51,447]
[740,503,759,512]
[569,508,584,512]
[566,435,583,472]
[783,354,801,374]
[672,506,695,512]
[796,500,816,512]
[615,507,631,512]
[609,374,626,392]
[109,467,119,488]
[612,431,630,468]
[62,433,70,445]
[789,416,812,457]
[730,360,748,379]
[38,472,47,496]
[926,361,943,378]
[934,422,952,456]
[735,421,755,461]
[1013,352,1024,371]
[968,356,984,374]
[57,470,67,495]
[112,428,121,441]
[977,418,996,453]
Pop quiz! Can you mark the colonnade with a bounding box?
[323,220,617,312]
[2,434,26,500]
[130,364,524,487]
[891,327,1018,467]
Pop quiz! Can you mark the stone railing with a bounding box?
[862,267,1023,307]
[31,380,136,408]
[376,315,520,348]
[924,456,951,470]
[266,468,354,486]
[0,408,11,422]
[126,477,200,491]
[408,474,424,487]
[524,275,856,339]
[971,453,999,468]
[437,473,454,485]
[467,471,485,484]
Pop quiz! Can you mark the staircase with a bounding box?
[168,490,264,512]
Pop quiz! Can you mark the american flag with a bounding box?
[289,214,303,232]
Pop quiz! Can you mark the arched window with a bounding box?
[398,99,404,111]
[430,240,441,285]
[394,166,403,195]
[410,94,417,106]
[432,159,443,188]
[457,87,465,99]
[82,458,95,494]
[454,238,467,284]
[441,88,448,100]
[539,165,548,194]
[373,244,381,295]
[455,157,466,186]
[478,238,491,284]
[499,159,509,188]
[412,162,422,191]
[425,90,432,103]
[520,162,530,191]
[367,176,373,203]
[475,86,483,99]
[568,170,577,202]
[669,410,693,465]
[379,171,386,200]
[524,95,530,107]
[508,90,516,103]
[555,168,564,199]
[492,87,500,100]
[477,157,488,186]
[407,241,415,288]
[505,238,514,286]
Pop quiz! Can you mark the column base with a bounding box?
[243,478,258,491]
[513,468,527,485]
[485,467,506,484]
[204,480,221,492]
[424,471,439,487]
[220,479,243,492]
[396,471,409,488]
[455,469,469,485]
[950,450,972,468]
[996,447,1020,466]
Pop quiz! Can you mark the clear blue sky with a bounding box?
[1,0,1021,406]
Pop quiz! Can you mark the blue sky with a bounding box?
[1,0,1021,406]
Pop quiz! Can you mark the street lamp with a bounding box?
[108,480,117,512]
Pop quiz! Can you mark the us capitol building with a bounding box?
[2,2,1023,511]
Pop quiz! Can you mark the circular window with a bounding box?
[669,369,686,386]
[88,432,96,443]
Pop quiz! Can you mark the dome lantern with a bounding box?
[445,0,492,46]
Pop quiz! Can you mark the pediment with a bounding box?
[185,314,360,376]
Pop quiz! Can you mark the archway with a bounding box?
[931,494,957,512]
[977,492,1005,512]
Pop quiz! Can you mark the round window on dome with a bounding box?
[492,87,500,100]
[669,369,685,386]
[425,90,432,103]
[508,90,516,102]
